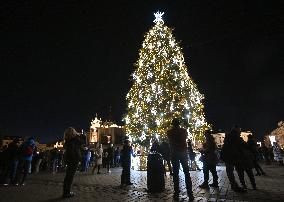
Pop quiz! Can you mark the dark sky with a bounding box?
[1,1,283,143]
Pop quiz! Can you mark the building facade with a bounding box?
[267,121,284,148]
[88,116,125,147]
[0,136,49,151]
[0,136,24,149]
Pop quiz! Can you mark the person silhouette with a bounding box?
[167,118,194,201]
[62,127,84,198]
[199,130,218,189]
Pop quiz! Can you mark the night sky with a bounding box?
[1,1,283,143]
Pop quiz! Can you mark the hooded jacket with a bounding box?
[19,138,36,161]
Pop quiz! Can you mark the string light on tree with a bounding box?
[125,11,210,147]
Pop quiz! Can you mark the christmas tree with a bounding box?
[125,12,210,147]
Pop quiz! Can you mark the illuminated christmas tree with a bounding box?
[125,12,210,147]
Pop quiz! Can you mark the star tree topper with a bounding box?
[153,11,164,24]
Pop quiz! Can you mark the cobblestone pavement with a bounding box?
[0,164,284,202]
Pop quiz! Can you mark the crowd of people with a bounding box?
[0,138,68,186]
[147,120,283,201]
[0,136,122,189]
[61,127,133,198]
[0,122,283,201]
[0,137,37,186]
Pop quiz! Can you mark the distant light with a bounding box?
[269,135,276,145]
[153,11,164,24]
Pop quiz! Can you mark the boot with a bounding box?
[199,183,209,189]
[173,192,179,201]
[209,182,219,188]
[187,190,194,201]
[62,192,75,198]
[232,185,247,192]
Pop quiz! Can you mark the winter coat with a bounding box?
[96,148,103,165]
[50,149,59,160]
[187,144,196,161]
[106,147,114,160]
[19,138,36,161]
[64,136,83,164]
[221,133,254,169]
[83,150,91,161]
[0,148,9,165]
[86,151,91,161]
[167,127,188,153]
[247,139,258,159]
[150,142,160,153]
[159,142,171,160]
[201,141,218,165]
[114,149,120,157]
[239,144,255,169]
[7,141,19,161]
[121,145,133,166]
[273,144,283,161]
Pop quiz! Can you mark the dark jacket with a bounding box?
[159,142,171,160]
[64,137,83,164]
[247,138,258,159]
[221,132,240,164]
[202,140,217,165]
[50,149,59,160]
[167,127,188,153]
[221,132,254,169]
[114,148,120,157]
[150,142,160,153]
[106,146,114,160]
[7,141,19,161]
[121,145,132,165]
[240,142,255,169]
[187,143,196,161]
